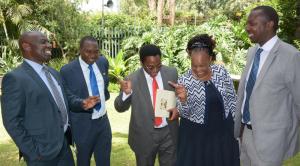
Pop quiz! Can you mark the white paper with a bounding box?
[155,89,176,117]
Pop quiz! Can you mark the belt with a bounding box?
[154,125,167,130]
[241,123,252,130]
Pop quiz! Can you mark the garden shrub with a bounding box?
[121,15,249,75]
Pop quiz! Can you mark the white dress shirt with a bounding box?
[241,35,278,124]
[79,57,106,119]
[122,70,168,128]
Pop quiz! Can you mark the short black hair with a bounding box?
[139,44,162,62]
[186,34,216,61]
[80,36,98,49]
[252,5,279,32]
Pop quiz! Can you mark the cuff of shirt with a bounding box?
[122,91,132,101]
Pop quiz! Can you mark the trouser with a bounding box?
[135,126,176,166]
[76,115,112,166]
[24,136,75,166]
[240,126,282,166]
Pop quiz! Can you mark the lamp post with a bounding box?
[101,0,114,28]
[100,0,113,55]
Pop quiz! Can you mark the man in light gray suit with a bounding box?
[234,6,300,166]
[114,44,179,166]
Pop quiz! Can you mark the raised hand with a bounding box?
[119,79,132,95]
[82,96,100,110]
[119,80,132,95]
[168,81,187,102]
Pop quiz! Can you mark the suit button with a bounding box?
[60,125,63,128]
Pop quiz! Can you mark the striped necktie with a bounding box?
[43,66,68,125]
[243,48,263,123]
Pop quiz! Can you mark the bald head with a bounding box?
[19,31,52,64]
[19,31,40,47]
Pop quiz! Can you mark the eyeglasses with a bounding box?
[144,64,162,72]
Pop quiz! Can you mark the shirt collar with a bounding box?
[79,56,95,70]
[142,68,161,80]
[24,58,44,74]
[259,35,278,52]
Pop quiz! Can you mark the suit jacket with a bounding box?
[234,39,300,162]
[1,61,68,161]
[114,65,179,155]
[60,55,110,144]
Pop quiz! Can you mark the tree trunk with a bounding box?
[148,0,156,14]
[157,0,164,26]
[168,0,175,26]
[1,11,9,40]
[2,22,9,41]
[295,0,300,39]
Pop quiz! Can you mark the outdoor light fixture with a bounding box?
[106,0,113,8]
[101,0,114,27]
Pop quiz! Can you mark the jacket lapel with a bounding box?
[73,59,89,97]
[21,61,57,107]
[160,66,171,91]
[244,46,258,80]
[96,61,105,77]
[239,46,257,92]
[49,69,70,110]
[137,68,154,116]
[254,39,280,89]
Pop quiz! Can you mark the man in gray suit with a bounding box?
[114,44,179,166]
[234,6,300,166]
[1,31,74,166]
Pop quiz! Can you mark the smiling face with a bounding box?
[246,10,274,46]
[80,40,99,65]
[21,32,52,64]
[142,55,161,77]
[190,50,212,80]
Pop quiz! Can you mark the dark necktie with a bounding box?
[152,76,162,126]
[243,48,263,123]
[43,66,68,125]
[88,64,101,111]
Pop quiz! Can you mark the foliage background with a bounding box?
[0,0,299,89]
[0,0,300,165]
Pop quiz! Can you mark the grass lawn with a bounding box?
[0,93,136,165]
[1,93,300,165]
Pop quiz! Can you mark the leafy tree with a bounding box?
[30,0,94,58]
[240,0,299,47]
[0,0,51,75]
[121,0,176,26]
[276,0,299,43]
[0,0,94,74]
[1,0,43,40]
[120,0,147,17]
[122,15,249,75]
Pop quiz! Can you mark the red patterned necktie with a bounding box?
[152,76,162,126]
